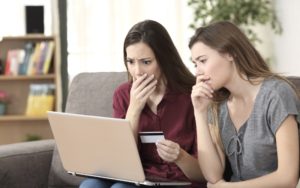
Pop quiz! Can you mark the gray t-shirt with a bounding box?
[218,78,300,181]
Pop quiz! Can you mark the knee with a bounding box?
[111,182,137,188]
[79,178,105,188]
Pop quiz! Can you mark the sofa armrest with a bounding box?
[0,139,55,188]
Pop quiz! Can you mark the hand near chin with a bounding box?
[207,179,227,188]
[191,75,214,112]
[129,74,157,113]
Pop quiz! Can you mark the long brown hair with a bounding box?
[124,20,195,93]
[189,21,298,149]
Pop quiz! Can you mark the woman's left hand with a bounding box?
[207,179,226,188]
[156,140,181,163]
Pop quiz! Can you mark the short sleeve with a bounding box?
[267,82,300,134]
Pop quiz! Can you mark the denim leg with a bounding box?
[79,178,113,188]
[111,182,139,188]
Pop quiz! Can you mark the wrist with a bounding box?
[127,104,142,117]
[174,148,185,164]
[194,109,208,120]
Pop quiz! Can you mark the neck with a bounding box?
[148,78,166,104]
[226,74,263,103]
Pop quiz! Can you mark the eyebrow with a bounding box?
[126,57,152,61]
[195,55,205,61]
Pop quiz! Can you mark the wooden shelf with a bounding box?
[0,74,55,81]
[1,35,54,41]
[0,115,48,121]
[0,35,60,144]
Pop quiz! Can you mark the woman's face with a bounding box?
[126,42,162,81]
[190,41,234,90]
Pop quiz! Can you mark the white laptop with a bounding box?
[47,111,191,186]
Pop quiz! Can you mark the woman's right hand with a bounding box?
[128,74,157,114]
[191,75,214,112]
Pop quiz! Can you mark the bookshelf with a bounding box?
[0,35,61,145]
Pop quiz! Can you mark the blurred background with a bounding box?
[0,0,299,80]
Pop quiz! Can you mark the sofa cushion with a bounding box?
[47,72,127,187]
[0,140,54,188]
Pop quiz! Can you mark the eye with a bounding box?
[126,59,134,64]
[200,59,207,64]
[142,60,151,65]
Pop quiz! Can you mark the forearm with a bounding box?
[125,105,141,142]
[222,171,299,188]
[195,111,224,183]
[175,149,205,182]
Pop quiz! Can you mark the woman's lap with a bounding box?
[79,178,139,188]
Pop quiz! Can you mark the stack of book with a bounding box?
[4,41,54,76]
[25,83,55,116]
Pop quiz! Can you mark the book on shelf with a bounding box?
[42,41,55,74]
[27,42,41,75]
[19,42,34,75]
[4,49,25,76]
[25,83,55,116]
[4,41,54,76]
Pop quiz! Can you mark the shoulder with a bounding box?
[261,77,297,98]
[113,82,131,99]
[114,82,131,94]
[262,77,300,121]
[265,77,295,92]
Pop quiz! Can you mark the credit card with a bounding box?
[139,131,165,143]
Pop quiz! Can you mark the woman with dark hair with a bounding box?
[80,20,205,188]
[189,21,300,187]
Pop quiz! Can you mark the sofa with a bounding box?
[0,72,299,188]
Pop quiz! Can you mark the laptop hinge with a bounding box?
[67,171,76,176]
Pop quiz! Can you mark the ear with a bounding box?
[225,53,234,62]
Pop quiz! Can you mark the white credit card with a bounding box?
[139,131,165,143]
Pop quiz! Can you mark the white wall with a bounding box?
[273,0,300,76]
[1,0,298,77]
[0,0,52,37]
[67,0,195,80]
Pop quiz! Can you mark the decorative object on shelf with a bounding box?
[0,90,9,115]
[187,0,282,45]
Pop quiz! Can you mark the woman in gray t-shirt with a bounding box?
[189,21,300,187]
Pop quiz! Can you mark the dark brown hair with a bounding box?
[124,20,195,93]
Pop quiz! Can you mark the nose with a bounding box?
[195,64,204,76]
[134,62,144,77]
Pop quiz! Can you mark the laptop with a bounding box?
[47,111,191,186]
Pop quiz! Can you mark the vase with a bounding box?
[0,103,6,115]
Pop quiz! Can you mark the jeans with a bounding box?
[79,178,140,188]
